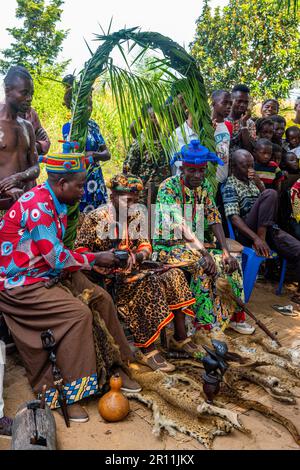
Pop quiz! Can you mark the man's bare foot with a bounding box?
[57,403,89,423]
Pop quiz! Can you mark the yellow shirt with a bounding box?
[286,119,300,130]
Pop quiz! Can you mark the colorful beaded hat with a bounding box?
[107,174,144,193]
[38,152,86,173]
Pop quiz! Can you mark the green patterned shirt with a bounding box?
[153,175,221,250]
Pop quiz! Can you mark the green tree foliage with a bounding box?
[190,0,300,99]
[286,0,299,11]
[32,75,125,184]
[0,0,69,74]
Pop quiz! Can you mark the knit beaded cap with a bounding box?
[181,140,224,168]
[38,152,86,173]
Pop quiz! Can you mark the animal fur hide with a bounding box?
[126,329,300,449]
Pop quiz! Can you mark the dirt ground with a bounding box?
[1,281,300,451]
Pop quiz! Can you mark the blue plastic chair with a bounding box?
[226,217,286,303]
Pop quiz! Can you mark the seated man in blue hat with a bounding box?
[153,140,255,336]
[0,151,141,424]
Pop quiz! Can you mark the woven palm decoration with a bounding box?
[69,27,218,191]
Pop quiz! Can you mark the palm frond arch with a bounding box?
[69,27,217,191]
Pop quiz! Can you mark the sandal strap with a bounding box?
[143,349,161,360]
[141,349,173,370]
[172,337,192,347]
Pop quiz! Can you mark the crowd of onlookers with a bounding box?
[1,64,300,437]
[172,86,300,300]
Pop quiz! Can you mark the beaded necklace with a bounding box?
[180,176,198,221]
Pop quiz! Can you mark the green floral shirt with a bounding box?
[153,175,221,250]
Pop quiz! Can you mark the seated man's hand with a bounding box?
[0,174,24,193]
[222,252,239,273]
[125,251,136,274]
[253,236,270,258]
[94,250,120,268]
[4,187,24,202]
[93,265,111,275]
[202,253,217,276]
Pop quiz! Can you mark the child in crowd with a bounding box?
[280,151,299,174]
[255,117,274,141]
[260,99,279,118]
[211,89,233,183]
[280,151,300,193]
[253,138,284,191]
[272,143,283,165]
[285,126,300,158]
[270,115,286,147]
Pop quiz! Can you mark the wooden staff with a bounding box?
[235,296,281,347]
[216,278,282,347]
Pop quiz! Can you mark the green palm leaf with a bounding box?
[70,27,217,192]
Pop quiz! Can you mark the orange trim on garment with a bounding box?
[182,308,195,317]
[134,311,175,348]
[169,298,196,311]
[74,246,90,254]
[136,243,152,254]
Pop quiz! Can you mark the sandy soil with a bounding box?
[1,281,300,451]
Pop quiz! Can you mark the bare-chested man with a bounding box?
[0,66,40,213]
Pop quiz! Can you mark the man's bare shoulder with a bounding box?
[17,116,34,130]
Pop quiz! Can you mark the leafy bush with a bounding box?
[32,75,125,184]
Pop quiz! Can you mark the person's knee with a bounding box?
[74,302,93,323]
[263,188,277,201]
[96,286,114,307]
[91,286,118,321]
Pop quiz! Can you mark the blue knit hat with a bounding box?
[181,140,224,167]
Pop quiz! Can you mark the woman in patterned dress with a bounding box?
[62,80,110,214]
[75,174,203,372]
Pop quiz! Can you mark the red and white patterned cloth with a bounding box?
[0,182,95,291]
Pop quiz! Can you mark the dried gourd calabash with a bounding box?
[98,374,130,422]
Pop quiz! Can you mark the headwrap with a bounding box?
[38,152,86,173]
[107,174,144,193]
[181,140,224,168]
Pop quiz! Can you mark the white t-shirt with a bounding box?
[292,146,300,159]
[214,121,230,183]
[169,121,199,175]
